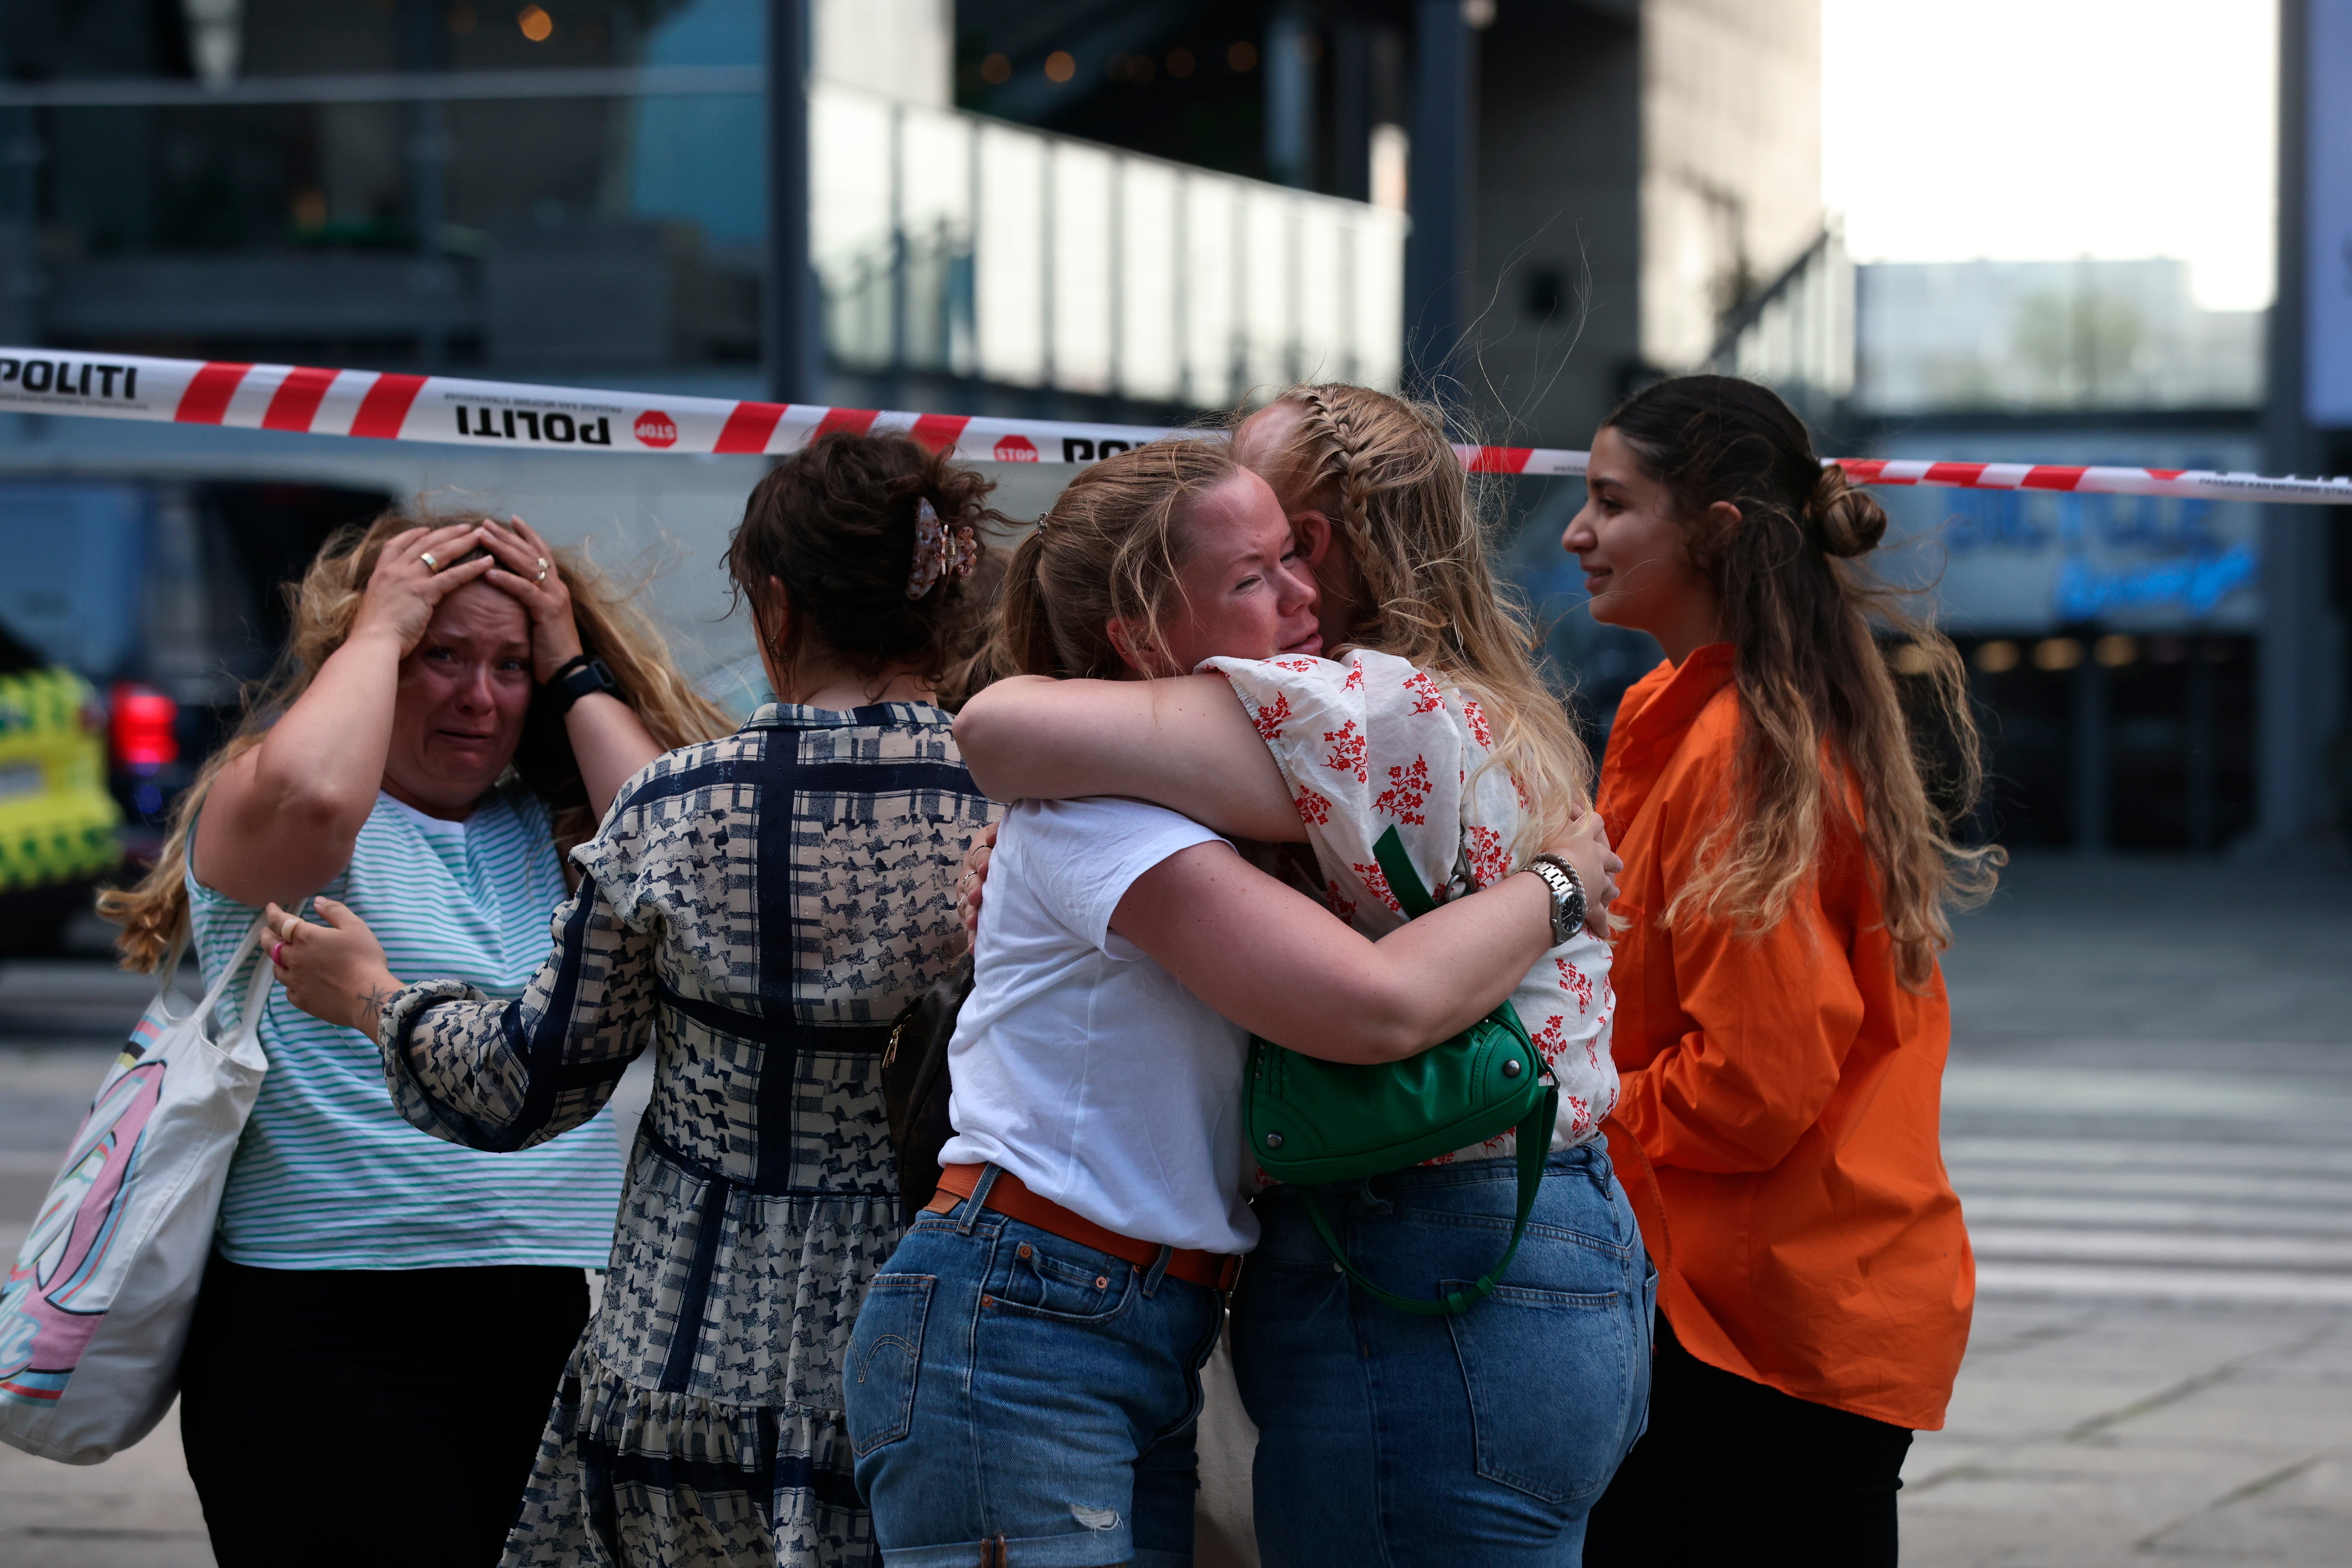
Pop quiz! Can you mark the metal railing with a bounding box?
[812,83,1409,406]
[1708,224,1854,418]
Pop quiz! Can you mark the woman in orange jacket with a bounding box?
[1568,376,1999,1567]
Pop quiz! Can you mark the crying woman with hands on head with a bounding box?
[98,509,729,1568]
[260,514,674,1009]
[262,433,1004,1568]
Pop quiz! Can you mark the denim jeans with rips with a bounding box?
[1233,1144,1656,1568]
[844,1166,1225,1568]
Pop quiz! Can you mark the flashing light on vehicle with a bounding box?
[109,684,179,770]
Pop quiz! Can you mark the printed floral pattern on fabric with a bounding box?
[376,703,997,1568]
[1253,693,1294,742]
[1203,650,1618,1159]
[1466,825,1511,889]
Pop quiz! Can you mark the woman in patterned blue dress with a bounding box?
[271,433,1001,1568]
[99,509,731,1566]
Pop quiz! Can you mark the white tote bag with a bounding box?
[0,922,271,1464]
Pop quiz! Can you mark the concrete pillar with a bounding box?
[1330,21,1374,204]
[2258,0,2334,845]
[767,0,818,405]
[0,9,34,352]
[1266,7,1318,190]
[0,111,36,353]
[1405,0,1474,393]
[403,0,451,369]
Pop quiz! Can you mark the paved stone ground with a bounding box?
[2,851,2347,1565]
[1910,850,2352,1566]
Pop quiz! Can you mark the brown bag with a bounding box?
[879,953,973,1221]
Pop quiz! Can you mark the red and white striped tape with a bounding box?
[1455,447,2352,505]
[3,348,2347,506]
[0,348,1174,466]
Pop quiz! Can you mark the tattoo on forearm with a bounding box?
[359,984,400,1044]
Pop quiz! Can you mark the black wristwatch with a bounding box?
[1526,853,1588,946]
[542,654,620,718]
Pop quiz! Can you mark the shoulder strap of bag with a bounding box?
[1295,827,1552,1317]
[1372,826,1439,919]
[190,922,273,1047]
[149,925,197,1026]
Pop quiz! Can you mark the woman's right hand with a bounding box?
[1547,811,1623,937]
[265,897,404,1043]
[349,522,499,658]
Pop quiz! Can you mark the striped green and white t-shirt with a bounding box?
[189,786,622,1270]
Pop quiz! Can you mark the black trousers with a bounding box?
[1583,1314,1915,1568]
[179,1253,589,1568]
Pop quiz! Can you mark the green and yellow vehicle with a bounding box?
[0,656,121,950]
[0,477,396,954]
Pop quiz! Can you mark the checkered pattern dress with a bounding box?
[376,702,996,1568]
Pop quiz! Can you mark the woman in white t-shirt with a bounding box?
[843,440,1615,1568]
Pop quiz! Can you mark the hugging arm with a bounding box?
[1110,841,1555,1064]
[954,674,1305,842]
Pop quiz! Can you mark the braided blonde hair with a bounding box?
[1248,384,1594,853]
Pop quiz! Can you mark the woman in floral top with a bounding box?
[954,386,1651,1564]
[271,434,1001,1568]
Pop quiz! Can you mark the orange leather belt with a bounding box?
[924,1163,1241,1292]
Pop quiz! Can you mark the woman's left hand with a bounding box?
[265,898,403,1043]
[476,516,585,682]
[1547,811,1623,938]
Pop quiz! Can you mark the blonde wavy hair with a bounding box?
[98,509,732,971]
[1247,383,1594,854]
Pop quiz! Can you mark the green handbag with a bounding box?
[1245,826,1558,1317]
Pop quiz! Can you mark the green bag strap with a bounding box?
[1295,828,1551,1315]
[1371,825,1440,918]
[1295,1088,1557,1316]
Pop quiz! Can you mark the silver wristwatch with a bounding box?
[1527,854,1587,946]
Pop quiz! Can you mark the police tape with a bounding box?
[3,347,2349,506]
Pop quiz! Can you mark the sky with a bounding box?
[1822,0,2279,312]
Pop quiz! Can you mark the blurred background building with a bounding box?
[0,0,2335,930]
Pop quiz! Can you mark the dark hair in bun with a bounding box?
[1807,464,1888,558]
[1598,373,2000,993]
[727,431,1006,694]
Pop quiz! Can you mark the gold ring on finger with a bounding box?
[419,551,440,572]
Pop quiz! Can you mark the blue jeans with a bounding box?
[1233,1145,1655,1567]
[844,1167,1225,1568]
